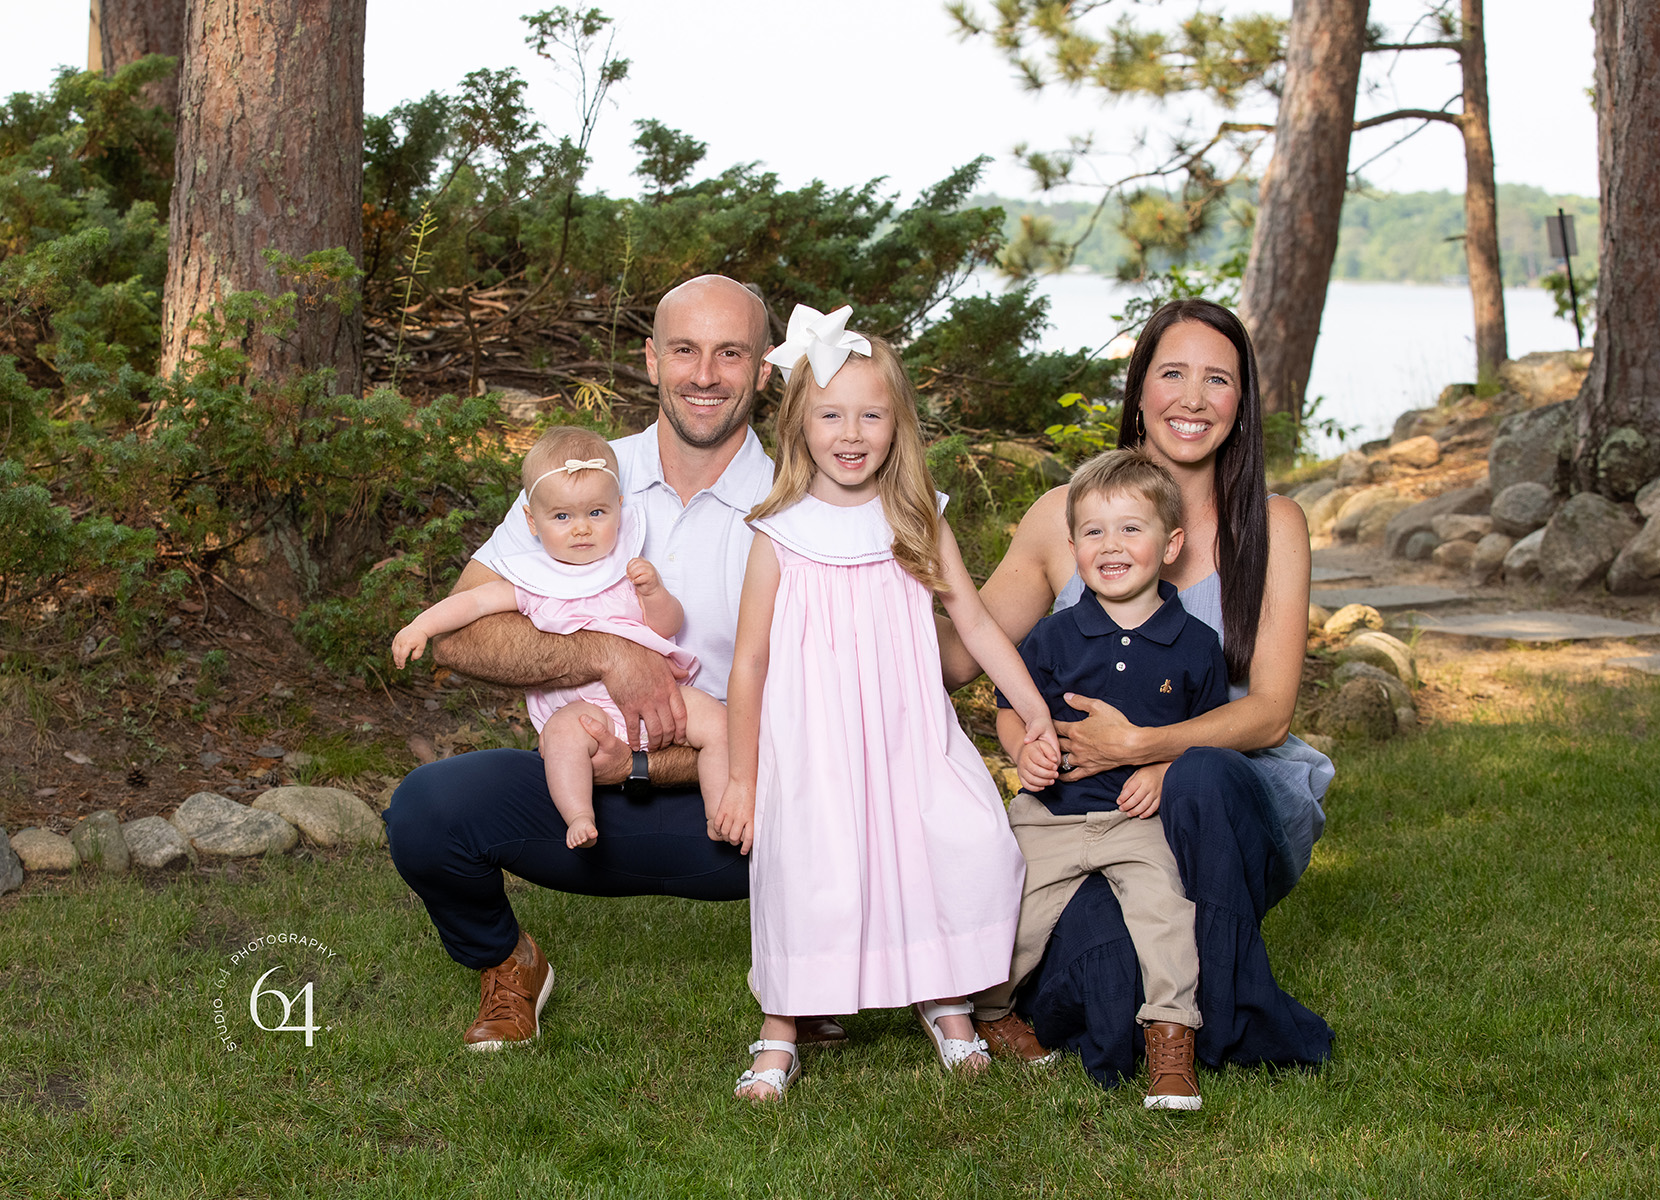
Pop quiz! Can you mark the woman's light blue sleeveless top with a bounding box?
[1054,570,1331,875]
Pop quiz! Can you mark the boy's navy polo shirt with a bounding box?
[996,579,1229,815]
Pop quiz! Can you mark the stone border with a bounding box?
[1,786,383,894]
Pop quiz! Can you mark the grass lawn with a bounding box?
[3,667,1659,1198]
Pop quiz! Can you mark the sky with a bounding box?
[2,0,1599,206]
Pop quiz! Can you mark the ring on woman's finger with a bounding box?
[1060,753,1072,772]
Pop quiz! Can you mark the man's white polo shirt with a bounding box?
[471,423,775,701]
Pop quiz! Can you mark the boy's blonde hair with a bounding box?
[522,426,618,498]
[749,335,945,592]
[1066,449,1183,538]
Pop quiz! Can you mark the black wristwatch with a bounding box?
[621,749,653,800]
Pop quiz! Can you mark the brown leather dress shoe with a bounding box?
[973,1012,1058,1065]
[794,1015,849,1045]
[464,930,554,1051]
[1142,1021,1202,1110]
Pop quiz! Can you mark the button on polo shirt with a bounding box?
[474,423,775,701]
[997,579,1229,815]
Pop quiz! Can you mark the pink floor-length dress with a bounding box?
[748,493,1024,1016]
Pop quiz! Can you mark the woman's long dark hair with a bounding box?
[1117,299,1268,684]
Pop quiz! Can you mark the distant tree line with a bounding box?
[973,186,1600,289]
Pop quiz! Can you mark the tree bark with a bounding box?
[160,0,365,397]
[1459,0,1507,377]
[92,0,187,119]
[1572,0,1660,498]
[1238,0,1370,421]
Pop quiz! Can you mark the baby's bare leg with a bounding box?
[679,686,728,825]
[539,702,609,849]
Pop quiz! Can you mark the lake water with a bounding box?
[990,274,1582,460]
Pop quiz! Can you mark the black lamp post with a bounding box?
[1545,208,1583,349]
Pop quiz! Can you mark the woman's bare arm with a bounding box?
[1059,495,1311,772]
[939,484,1070,691]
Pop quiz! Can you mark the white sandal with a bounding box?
[914,1001,991,1072]
[733,1038,800,1101]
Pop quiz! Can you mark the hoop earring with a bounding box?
[1134,408,1144,440]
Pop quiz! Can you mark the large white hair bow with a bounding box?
[764,303,872,388]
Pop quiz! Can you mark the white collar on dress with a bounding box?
[747,492,948,566]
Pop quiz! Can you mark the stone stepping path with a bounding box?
[1397,611,1660,642]
[1311,584,1470,610]
[1311,566,1371,583]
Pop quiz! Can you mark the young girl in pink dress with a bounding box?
[392,426,726,850]
[710,305,1059,1100]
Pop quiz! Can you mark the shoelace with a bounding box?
[476,961,533,1028]
[1146,1027,1194,1084]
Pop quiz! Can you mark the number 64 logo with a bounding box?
[250,966,321,1046]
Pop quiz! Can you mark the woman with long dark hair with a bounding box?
[942,299,1335,1086]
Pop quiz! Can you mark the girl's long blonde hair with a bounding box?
[749,335,946,592]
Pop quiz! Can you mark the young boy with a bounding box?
[983,448,1228,1110]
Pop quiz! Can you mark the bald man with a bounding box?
[386,277,842,1049]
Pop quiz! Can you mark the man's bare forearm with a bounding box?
[646,743,698,788]
[431,614,610,690]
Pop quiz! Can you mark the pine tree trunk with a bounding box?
[160,0,365,396]
[1238,0,1370,420]
[1572,0,1660,498]
[1459,0,1507,377]
[92,0,187,119]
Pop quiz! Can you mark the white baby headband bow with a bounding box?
[525,458,618,505]
[764,303,872,388]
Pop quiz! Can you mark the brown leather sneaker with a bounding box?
[795,1015,849,1045]
[1143,1021,1202,1110]
[464,931,554,1052]
[973,1012,1059,1065]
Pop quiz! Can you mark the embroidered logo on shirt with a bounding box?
[1159,679,1172,693]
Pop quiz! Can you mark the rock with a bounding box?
[1356,496,1417,545]
[1335,451,1373,486]
[1308,603,1331,633]
[1382,484,1494,558]
[1489,401,1571,496]
[251,786,384,848]
[1384,435,1442,469]
[1301,732,1337,757]
[1317,678,1397,741]
[1433,415,1498,449]
[1637,478,1660,521]
[1,828,23,894]
[1334,486,1396,540]
[69,811,130,874]
[1403,529,1441,561]
[253,744,285,760]
[1503,528,1546,580]
[1497,349,1592,406]
[1539,493,1640,591]
[1593,426,1653,499]
[1332,660,1415,711]
[1607,516,1660,595]
[9,828,78,871]
[1430,514,1493,543]
[1323,603,1384,639]
[1292,478,1338,508]
[1490,482,1558,537]
[491,386,548,422]
[170,792,298,857]
[1470,532,1516,581]
[972,441,1072,486]
[1390,410,1439,445]
[121,816,197,870]
[1305,486,1360,538]
[1438,382,1477,405]
[1336,630,1418,684]
[1394,705,1419,731]
[1432,540,1476,571]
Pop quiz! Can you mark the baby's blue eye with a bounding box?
[553,513,569,521]
[589,508,605,518]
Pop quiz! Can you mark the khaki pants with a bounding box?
[974,791,1201,1028]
